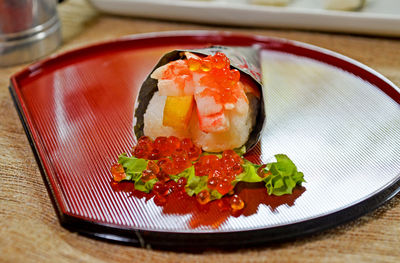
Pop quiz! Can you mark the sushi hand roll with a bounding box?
[135,46,265,152]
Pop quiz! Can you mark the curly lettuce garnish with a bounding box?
[115,153,304,199]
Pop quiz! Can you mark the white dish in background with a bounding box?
[89,0,400,36]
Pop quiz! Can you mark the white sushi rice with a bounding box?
[143,91,258,152]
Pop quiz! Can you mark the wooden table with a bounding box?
[1,0,399,262]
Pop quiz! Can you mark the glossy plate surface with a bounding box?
[10,31,400,249]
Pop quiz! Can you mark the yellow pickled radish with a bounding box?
[163,95,194,129]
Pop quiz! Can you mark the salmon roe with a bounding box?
[110,163,126,182]
[114,136,246,208]
[186,52,244,105]
[230,194,245,211]
[194,149,243,195]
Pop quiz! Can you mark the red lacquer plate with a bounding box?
[10,31,400,249]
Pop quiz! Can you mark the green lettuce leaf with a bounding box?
[210,189,223,200]
[115,152,304,199]
[134,178,158,193]
[169,165,195,181]
[233,160,262,184]
[183,166,223,200]
[117,154,156,193]
[234,146,247,156]
[118,153,148,181]
[185,166,206,196]
[232,154,304,196]
[263,154,305,196]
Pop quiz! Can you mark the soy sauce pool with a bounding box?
[111,180,305,229]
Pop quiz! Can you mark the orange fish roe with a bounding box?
[257,164,272,178]
[116,136,247,208]
[230,194,245,211]
[194,149,243,196]
[160,52,247,105]
[133,136,153,159]
[133,136,198,175]
[186,52,246,105]
[110,163,126,182]
[197,190,211,205]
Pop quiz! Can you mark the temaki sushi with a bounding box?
[112,47,305,211]
[134,46,265,152]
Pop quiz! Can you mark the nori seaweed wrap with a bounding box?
[134,46,265,152]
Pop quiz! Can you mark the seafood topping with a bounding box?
[112,136,305,210]
[151,52,252,133]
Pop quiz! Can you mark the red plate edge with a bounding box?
[9,30,400,248]
[11,30,400,103]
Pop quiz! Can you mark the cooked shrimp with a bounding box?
[151,52,254,134]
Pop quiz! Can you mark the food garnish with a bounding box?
[111,136,305,212]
